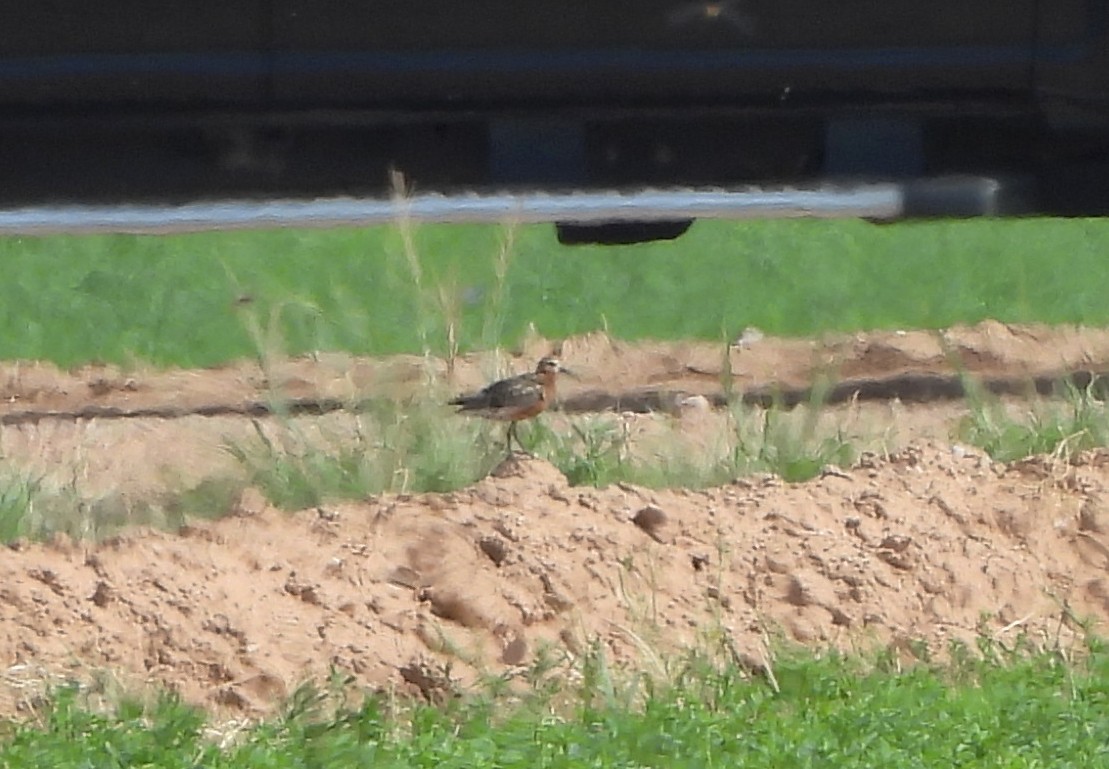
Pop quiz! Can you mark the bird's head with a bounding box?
[535,356,576,379]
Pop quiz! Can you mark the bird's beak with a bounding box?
[558,364,580,380]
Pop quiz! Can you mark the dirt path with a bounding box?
[3,319,1108,497]
[3,320,1109,717]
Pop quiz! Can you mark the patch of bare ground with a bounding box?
[3,320,1109,716]
[2,445,1109,717]
[1,320,1108,498]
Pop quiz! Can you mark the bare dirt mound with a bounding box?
[4,445,1109,716]
[4,320,1109,716]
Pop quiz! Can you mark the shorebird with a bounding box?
[449,356,572,454]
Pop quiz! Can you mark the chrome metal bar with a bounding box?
[0,184,905,235]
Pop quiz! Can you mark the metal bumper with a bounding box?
[0,176,1021,235]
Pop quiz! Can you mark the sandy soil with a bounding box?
[4,320,1109,717]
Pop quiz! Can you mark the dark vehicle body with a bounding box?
[2,1,1108,233]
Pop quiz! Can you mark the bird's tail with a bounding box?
[448,394,481,408]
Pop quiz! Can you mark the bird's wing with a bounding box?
[480,375,544,410]
[450,374,544,411]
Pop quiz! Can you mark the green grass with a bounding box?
[0,473,240,543]
[216,390,862,514]
[0,468,42,542]
[520,395,857,489]
[4,638,1108,767]
[5,218,1109,764]
[2,215,1105,533]
[4,217,1109,367]
[0,388,866,538]
[226,398,507,509]
[0,392,864,537]
[959,377,1109,463]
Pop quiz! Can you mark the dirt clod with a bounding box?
[632,505,669,542]
[283,577,323,606]
[89,581,114,607]
[1080,500,1106,533]
[399,662,455,704]
[27,568,65,596]
[478,536,508,566]
[500,633,528,665]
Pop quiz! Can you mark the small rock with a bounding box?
[399,662,454,704]
[387,566,424,589]
[785,570,838,608]
[733,327,765,348]
[479,536,508,566]
[501,634,528,665]
[876,548,916,571]
[559,627,583,656]
[677,394,712,414]
[89,581,114,608]
[1080,501,1105,533]
[705,585,732,610]
[632,505,668,542]
[540,573,575,613]
[284,577,322,605]
[878,534,912,552]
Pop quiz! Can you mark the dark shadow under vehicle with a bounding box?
[1,1,1108,240]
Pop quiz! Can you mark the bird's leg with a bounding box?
[506,422,518,455]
